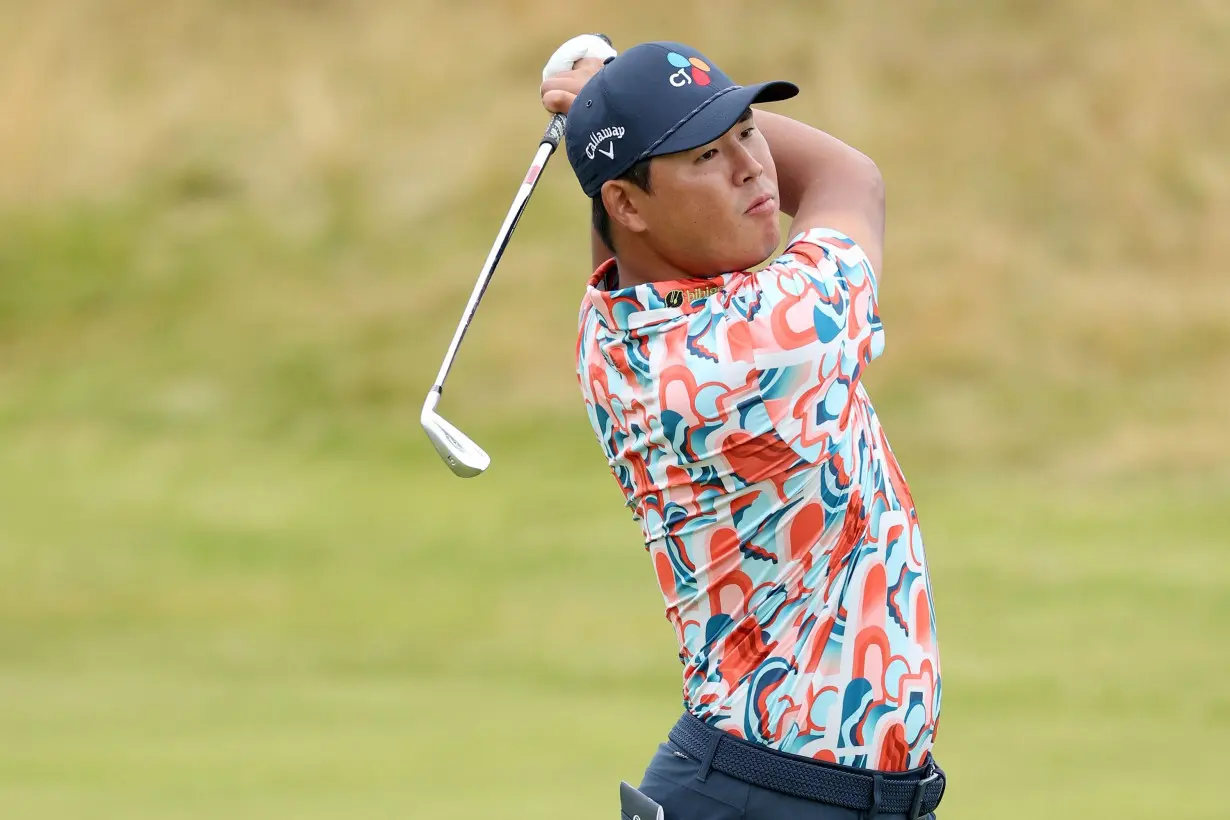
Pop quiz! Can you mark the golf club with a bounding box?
[421,34,611,478]
[419,111,565,477]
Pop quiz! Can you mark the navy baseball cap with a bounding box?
[564,41,798,197]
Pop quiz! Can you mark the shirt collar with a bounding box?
[584,259,733,330]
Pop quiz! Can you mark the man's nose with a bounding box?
[733,143,763,184]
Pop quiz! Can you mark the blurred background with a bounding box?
[1,1,1227,818]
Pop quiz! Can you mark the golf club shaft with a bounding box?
[428,115,566,395]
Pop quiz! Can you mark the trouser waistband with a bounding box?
[667,712,946,819]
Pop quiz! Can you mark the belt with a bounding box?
[668,712,946,819]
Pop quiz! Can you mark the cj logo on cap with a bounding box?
[667,51,711,87]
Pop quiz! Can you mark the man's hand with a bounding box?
[539,34,617,116]
[541,57,606,115]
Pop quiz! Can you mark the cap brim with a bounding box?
[645,80,799,160]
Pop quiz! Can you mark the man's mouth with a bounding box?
[745,194,777,215]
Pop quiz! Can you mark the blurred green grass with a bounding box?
[1,430,1227,818]
[1,1,1228,818]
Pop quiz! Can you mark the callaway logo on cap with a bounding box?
[586,126,625,160]
[564,41,799,198]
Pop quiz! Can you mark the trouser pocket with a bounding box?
[637,742,748,820]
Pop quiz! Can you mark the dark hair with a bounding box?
[592,159,653,254]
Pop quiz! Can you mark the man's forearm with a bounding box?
[754,110,880,218]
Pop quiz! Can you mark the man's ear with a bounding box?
[601,180,650,236]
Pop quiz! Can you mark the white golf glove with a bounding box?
[541,33,618,82]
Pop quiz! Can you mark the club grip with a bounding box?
[541,112,567,149]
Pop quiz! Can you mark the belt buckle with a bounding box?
[909,768,942,820]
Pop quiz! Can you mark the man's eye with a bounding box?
[741,127,756,139]
[697,149,718,162]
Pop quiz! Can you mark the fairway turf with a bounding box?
[0,432,1227,818]
[2,2,1228,818]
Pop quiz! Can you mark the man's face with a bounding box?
[634,109,781,277]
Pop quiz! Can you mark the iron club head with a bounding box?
[421,389,490,478]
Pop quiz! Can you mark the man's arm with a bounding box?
[754,110,885,276]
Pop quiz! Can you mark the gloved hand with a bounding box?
[540,34,617,116]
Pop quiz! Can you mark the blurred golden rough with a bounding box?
[4,0,1227,471]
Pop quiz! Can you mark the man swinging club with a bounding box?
[540,34,947,819]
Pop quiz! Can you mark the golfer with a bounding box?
[541,35,947,819]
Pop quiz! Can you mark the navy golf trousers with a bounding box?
[637,713,946,820]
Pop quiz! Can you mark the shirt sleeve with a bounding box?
[737,227,884,461]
